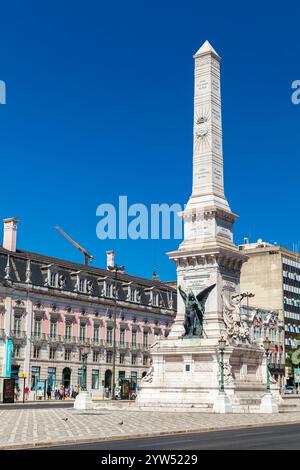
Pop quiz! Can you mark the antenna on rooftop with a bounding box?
[55,226,94,266]
[152,254,159,280]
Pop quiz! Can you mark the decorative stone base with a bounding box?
[213,392,233,413]
[137,338,280,414]
[259,393,279,414]
[73,391,94,410]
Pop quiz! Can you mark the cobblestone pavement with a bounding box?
[2,408,300,449]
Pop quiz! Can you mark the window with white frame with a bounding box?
[33,346,40,359]
[13,315,21,335]
[34,318,41,337]
[50,320,57,338]
[131,354,137,365]
[130,287,137,303]
[143,331,148,347]
[152,291,159,307]
[93,350,100,362]
[93,324,100,343]
[119,353,125,364]
[106,327,113,345]
[120,329,125,345]
[65,349,71,361]
[79,323,86,341]
[13,345,21,358]
[106,350,113,363]
[105,282,113,298]
[50,272,58,287]
[92,369,99,389]
[143,354,148,366]
[131,330,137,347]
[79,277,87,293]
[49,347,56,360]
[65,320,72,339]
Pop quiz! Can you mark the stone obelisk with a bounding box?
[137,41,278,413]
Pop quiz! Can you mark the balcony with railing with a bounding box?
[31,333,47,343]
[104,339,114,349]
[130,342,149,351]
[64,335,77,345]
[10,330,27,340]
[77,336,91,346]
[91,337,104,347]
[47,334,62,344]
[117,341,130,350]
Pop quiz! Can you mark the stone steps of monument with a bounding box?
[94,401,136,410]
[94,402,214,412]
[279,403,299,412]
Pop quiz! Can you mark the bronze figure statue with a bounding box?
[178,284,216,337]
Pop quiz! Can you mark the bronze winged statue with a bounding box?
[178,284,216,338]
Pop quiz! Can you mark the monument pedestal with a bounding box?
[73,391,94,410]
[136,338,273,413]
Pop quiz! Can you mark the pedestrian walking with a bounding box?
[14,386,20,401]
[47,384,52,400]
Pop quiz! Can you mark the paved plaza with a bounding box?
[2,407,300,449]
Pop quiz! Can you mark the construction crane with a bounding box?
[55,226,94,266]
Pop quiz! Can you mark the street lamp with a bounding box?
[240,292,255,311]
[218,336,226,393]
[80,346,90,392]
[263,337,271,394]
[108,263,125,400]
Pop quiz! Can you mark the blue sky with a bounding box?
[0,0,299,281]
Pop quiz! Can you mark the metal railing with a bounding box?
[24,334,152,351]
[77,337,91,346]
[64,335,77,344]
[31,333,46,342]
[10,330,26,339]
[47,334,62,343]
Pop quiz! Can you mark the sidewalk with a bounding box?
[2,407,300,449]
[0,400,74,410]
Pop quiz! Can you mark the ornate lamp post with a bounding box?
[263,337,271,394]
[218,336,226,393]
[74,346,93,410]
[213,336,232,413]
[258,335,278,413]
[240,292,255,311]
[108,264,125,400]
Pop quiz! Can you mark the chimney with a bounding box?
[3,218,19,252]
[106,250,115,270]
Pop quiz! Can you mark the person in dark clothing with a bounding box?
[47,384,52,400]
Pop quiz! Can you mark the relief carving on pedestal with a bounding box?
[141,361,154,383]
[223,361,235,385]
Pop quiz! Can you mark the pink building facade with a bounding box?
[0,220,176,399]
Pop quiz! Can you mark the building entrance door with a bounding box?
[62,367,71,388]
[104,370,112,388]
[11,365,20,387]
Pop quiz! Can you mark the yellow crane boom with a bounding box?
[55,226,94,266]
